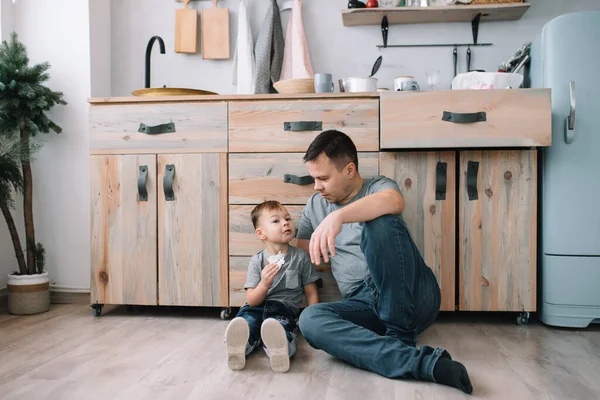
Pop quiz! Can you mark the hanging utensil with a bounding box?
[370,56,383,77]
[467,45,472,72]
[175,0,198,54]
[453,46,458,76]
[201,0,230,59]
[451,46,458,89]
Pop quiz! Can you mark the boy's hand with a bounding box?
[260,263,279,288]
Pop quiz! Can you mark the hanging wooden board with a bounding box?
[201,0,230,59]
[175,0,198,54]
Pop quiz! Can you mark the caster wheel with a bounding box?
[517,312,530,326]
[92,304,104,317]
[220,307,232,320]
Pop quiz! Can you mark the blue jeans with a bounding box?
[299,214,446,382]
[236,300,298,357]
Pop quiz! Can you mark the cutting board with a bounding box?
[201,0,230,59]
[175,0,198,54]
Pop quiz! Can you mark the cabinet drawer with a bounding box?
[229,100,379,152]
[380,89,551,149]
[229,256,342,307]
[229,152,380,204]
[230,205,304,256]
[89,102,227,154]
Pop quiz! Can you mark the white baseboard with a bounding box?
[49,285,90,294]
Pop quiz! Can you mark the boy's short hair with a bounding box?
[251,200,285,229]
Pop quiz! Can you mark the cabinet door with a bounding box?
[459,150,537,312]
[380,152,456,311]
[158,153,228,306]
[90,155,157,305]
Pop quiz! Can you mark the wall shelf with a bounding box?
[341,3,530,26]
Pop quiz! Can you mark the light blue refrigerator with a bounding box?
[529,11,600,328]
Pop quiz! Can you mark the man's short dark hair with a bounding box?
[303,130,359,171]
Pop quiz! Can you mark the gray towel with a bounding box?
[254,0,284,94]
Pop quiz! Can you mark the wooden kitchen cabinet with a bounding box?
[90,153,228,311]
[380,149,537,313]
[88,91,550,322]
[380,151,456,311]
[157,153,228,307]
[90,154,158,306]
[459,150,537,312]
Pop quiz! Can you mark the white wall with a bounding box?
[0,0,91,292]
[110,0,600,96]
[90,0,111,98]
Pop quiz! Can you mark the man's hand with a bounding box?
[309,211,342,264]
[260,263,279,287]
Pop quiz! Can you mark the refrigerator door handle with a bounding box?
[565,81,576,144]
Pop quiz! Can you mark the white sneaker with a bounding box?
[261,318,290,373]
[225,317,250,371]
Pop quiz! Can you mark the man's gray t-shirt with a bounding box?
[243,246,320,315]
[296,175,404,299]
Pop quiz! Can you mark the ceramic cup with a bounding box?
[314,73,335,93]
[394,76,420,91]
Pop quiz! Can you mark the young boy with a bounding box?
[224,200,320,373]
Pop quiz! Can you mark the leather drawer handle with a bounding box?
[138,165,148,202]
[138,122,175,134]
[435,162,447,201]
[283,121,323,131]
[163,164,175,201]
[467,161,479,201]
[442,111,486,123]
[284,174,314,185]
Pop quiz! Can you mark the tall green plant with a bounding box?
[0,32,66,275]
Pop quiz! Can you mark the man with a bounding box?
[296,130,472,394]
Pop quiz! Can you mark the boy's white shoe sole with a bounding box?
[261,318,290,373]
[225,317,250,371]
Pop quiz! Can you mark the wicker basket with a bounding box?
[471,0,523,3]
[7,272,50,315]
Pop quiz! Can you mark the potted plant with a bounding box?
[0,32,66,315]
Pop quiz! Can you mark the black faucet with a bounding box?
[145,36,165,88]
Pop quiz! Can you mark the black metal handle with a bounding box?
[467,161,479,201]
[435,162,447,201]
[138,165,148,202]
[442,111,486,123]
[283,121,323,131]
[163,164,175,201]
[138,122,175,135]
[284,174,315,185]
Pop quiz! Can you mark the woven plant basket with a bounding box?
[471,0,523,3]
[7,272,50,315]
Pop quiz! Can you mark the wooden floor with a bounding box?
[1,304,599,400]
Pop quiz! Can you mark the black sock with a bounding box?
[433,357,473,394]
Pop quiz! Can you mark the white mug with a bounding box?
[394,76,420,91]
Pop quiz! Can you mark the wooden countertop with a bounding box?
[88,92,381,105]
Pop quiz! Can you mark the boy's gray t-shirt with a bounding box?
[296,175,404,299]
[244,246,319,315]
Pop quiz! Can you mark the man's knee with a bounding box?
[362,214,404,242]
[299,304,327,346]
